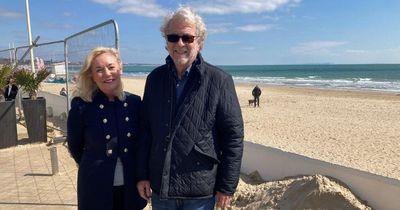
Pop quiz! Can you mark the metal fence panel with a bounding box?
[0,48,15,66]
[0,19,119,135]
[64,20,119,111]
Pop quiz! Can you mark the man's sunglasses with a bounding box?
[166,34,197,43]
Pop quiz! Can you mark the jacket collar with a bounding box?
[165,53,206,78]
[92,90,120,104]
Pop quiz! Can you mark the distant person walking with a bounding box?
[252,85,262,107]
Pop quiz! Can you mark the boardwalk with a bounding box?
[0,138,78,210]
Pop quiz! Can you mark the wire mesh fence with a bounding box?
[66,21,118,64]
[0,48,15,66]
[0,19,119,124]
[65,20,119,111]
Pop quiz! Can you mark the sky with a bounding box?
[0,0,400,65]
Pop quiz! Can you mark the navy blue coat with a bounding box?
[4,84,18,101]
[137,54,244,199]
[67,91,146,210]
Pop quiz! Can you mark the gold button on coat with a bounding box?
[107,149,113,155]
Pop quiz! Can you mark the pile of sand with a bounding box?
[229,172,372,210]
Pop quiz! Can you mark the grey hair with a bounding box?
[160,6,207,49]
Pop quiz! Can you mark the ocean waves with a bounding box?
[122,64,400,92]
[233,76,400,92]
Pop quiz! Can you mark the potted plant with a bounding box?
[15,68,51,143]
[0,65,18,148]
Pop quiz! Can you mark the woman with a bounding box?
[67,47,146,210]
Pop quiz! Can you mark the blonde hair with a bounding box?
[73,47,125,102]
[160,6,207,50]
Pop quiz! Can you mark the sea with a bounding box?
[120,64,400,93]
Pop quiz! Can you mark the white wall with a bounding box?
[241,141,400,210]
[38,91,68,118]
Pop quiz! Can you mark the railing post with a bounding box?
[49,146,59,175]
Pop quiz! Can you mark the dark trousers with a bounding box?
[152,193,215,210]
[254,96,260,107]
[113,186,124,210]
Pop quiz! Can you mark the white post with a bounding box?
[25,0,35,73]
[49,146,59,175]
[12,42,15,64]
[8,43,13,64]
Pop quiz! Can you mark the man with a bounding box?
[252,85,262,107]
[137,6,244,210]
[4,78,18,101]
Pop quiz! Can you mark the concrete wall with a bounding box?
[241,141,400,210]
[38,91,68,118]
[0,101,18,148]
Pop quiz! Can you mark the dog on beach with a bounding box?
[248,99,255,106]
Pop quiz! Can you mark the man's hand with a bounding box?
[137,180,152,201]
[216,191,232,208]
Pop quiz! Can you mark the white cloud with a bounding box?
[291,41,347,54]
[0,8,22,18]
[91,0,301,17]
[214,40,240,45]
[343,47,400,63]
[63,12,73,17]
[92,0,169,18]
[288,0,302,8]
[236,24,273,32]
[262,15,280,21]
[208,23,273,34]
[207,23,232,34]
[345,49,368,54]
[92,0,119,4]
[208,27,230,34]
[241,47,256,51]
[190,0,301,15]
[288,44,400,64]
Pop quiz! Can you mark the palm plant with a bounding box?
[0,65,13,101]
[14,68,51,99]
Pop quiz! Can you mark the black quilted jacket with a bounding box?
[137,53,244,199]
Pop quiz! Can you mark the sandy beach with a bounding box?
[235,83,400,181]
[40,77,399,209]
[43,77,400,180]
